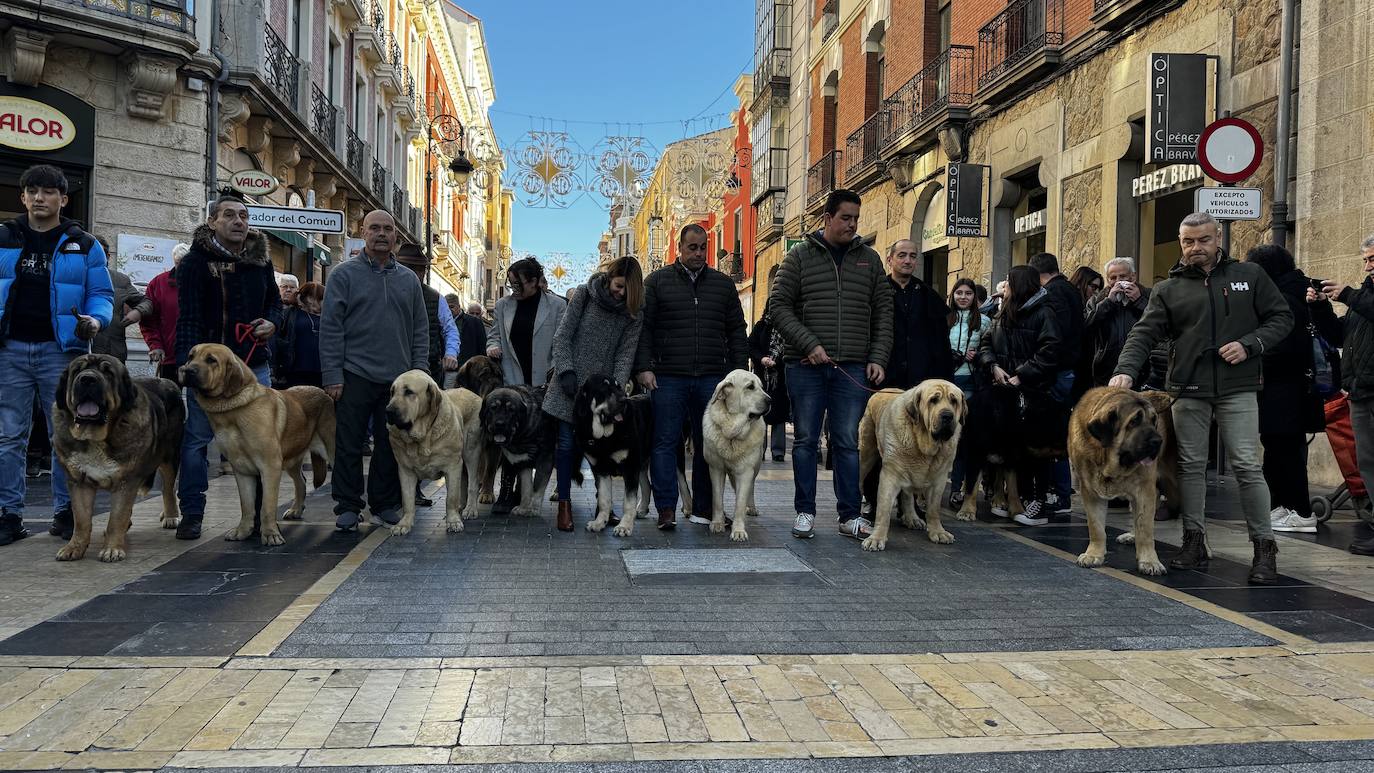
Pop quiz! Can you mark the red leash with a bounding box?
[234,322,264,365]
[828,362,886,394]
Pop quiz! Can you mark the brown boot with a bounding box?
[657,507,676,531]
[556,500,574,532]
[1248,538,1279,585]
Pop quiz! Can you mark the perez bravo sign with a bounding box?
[0,96,75,152]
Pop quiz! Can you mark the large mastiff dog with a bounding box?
[480,384,556,518]
[573,374,654,536]
[1069,387,1176,576]
[455,355,504,504]
[180,344,335,546]
[702,369,770,542]
[859,381,966,551]
[385,370,470,535]
[52,355,184,562]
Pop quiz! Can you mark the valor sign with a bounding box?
[1147,53,1208,164]
[945,163,988,238]
[0,96,75,152]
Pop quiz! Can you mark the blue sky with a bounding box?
[468,0,755,268]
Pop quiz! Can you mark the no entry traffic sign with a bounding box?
[1197,117,1263,184]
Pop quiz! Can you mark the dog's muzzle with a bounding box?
[384,406,412,431]
[179,366,200,390]
[932,409,957,441]
[71,373,108,424]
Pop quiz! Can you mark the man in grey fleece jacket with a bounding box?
[320,210,430,530]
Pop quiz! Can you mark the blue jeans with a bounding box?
[650,375,715,515]
[178,363,270,516]
[555,420,577,500]
[0,340,75,514]
[787,363,872,520]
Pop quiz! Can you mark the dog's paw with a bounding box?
[861,535,887,551]
[282,507,304,521]
[478,490,495,504]
[1116,531,1137,545]
[225,526,254,542]
[1137,557,1167,576]
[512,505,539,518]
[160,513,179,529]
[746,506,760,518]
[955,508,977,522]
[612,523,633,538]
[729,528,749,543]
[461,505,480,520]
[926,528,955,544]
[55,543,86,561]
[1076,551,1106,568]
[98,545,127,563]
[708,519,727,534]
[390,523,412,537]
[586,518,607,533]
[900,514,927,531]
[260,529,286,547]
[444,517,465,534]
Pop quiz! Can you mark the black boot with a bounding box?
[48,506,73,540]
[0,510,29,546]
[1169,529,1210,570]
[1249,538,1279,585]
[176,513,203,540]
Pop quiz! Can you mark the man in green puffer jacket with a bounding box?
[770,189,893,540]
[1112,212,1292,585]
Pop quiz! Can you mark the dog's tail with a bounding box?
[311,453,328,488]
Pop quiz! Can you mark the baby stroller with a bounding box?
[1310,393,1371,523]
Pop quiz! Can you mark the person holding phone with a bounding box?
[1085,258,1154,387]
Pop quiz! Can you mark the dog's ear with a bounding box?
[55,360,73,413]
[1087,410,1119,446]
[427,378,442,417]
[221,355,252,396]
[954,390,968,424]
[906,395,926,429]
[714,382,733,404]
[574,386,591,418]
[116,362,138,409]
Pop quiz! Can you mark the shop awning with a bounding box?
[264,229,331,265]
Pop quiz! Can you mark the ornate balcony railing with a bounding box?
[977,0,1063,89]
[820,0,839,44]
[346,126,366,180]
[402,66,415,101]
[368,0,384,31]
[372,159,387,199]
[755,190,786,240]
[310,85,337,148]
[878,45,975,151]
[392,184,405,219]
[57,0,193,32]
[843,113,883,182]
[407,206,420,237]
[263,27,300,107]
[807,150,841,209]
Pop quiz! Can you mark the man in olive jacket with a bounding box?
[770,189,893,540]
[636,224,749,530]
[1112,212,1292,584]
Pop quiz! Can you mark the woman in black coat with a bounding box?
[976,265,1065,526]
[750,301,791,461]
[1245,245,1343,531]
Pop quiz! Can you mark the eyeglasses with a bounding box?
[508,276,535,290]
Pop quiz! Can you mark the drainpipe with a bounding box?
[1271,0,1296,248]
[205,0,231,201]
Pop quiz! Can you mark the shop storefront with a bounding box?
[1008,166,1047,266]
[1130,163,1205,283]
[916,186,950,294]
[0,80,95,225]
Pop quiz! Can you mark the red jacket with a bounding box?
[140,269,178,363]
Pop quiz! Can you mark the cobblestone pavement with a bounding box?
[4,459,1374,769]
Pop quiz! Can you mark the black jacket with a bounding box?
[634,262,748,377]
[455,311,487,368]
[1338,277,1374,401]
[1260,268,1341,435]
[975,290,1063,396]
[1041,274,1084,371]
[885,277,953,390]
[175,226,281,369]
[1085,284,1152,386]
[748,307,789,424]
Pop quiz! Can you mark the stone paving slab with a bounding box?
[0,646,1372,768]
[273,474,1273,658]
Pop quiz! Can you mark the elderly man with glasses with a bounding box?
[1318,234,1374,556]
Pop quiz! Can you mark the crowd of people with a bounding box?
[4,164,1374,585]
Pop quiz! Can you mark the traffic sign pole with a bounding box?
[1197,113,1264,258]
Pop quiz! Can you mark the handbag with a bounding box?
[1309,323,1339,397]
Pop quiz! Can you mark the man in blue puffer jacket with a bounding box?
[0,164,114,546]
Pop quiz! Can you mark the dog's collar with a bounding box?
[192,386,258,415]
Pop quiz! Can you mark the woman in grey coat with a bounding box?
[486,258,566,387]
[544,256,645,531]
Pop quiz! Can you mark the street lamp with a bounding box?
[424,113,477,268]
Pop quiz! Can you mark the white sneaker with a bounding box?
[1270,507,1317,534]
[1013,500,1048,526]
[838,517,874,539]
[688,514,711,525]
[791,513,815,539]
[990,504,1010,518]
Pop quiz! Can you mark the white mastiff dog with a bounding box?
[702,369,771,541]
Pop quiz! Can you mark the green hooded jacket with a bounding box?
[769,233,894,367]
[1114,254,1293,399]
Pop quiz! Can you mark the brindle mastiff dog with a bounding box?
[52,354,184,562]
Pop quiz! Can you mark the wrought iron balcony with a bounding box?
[752,48,791,105]
[372,159,387,199]
[755,190,786,242]
[820,0,839,44]
[751,147,787,203]
[843,113,883,186]
[346,127,367,180]
[878,45,974,153]
[263,27,300,107]
[56,0,193,32]
[408,206,420,237]
[976,0,1064,90]
[310,85,337,148]
[1091,0,1158,30]
[807,150,841,210]
[392,183,405,219]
